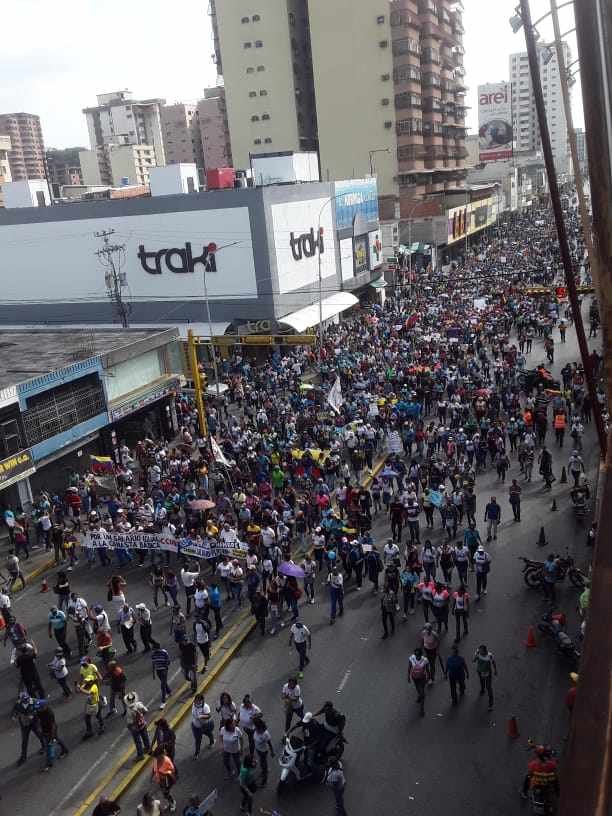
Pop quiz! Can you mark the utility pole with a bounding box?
[95,229,129,328]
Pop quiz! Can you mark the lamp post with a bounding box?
[516,0,607,456]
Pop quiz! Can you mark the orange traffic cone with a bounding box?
[40,577,48,593]
[525,626,537,648]
[507,715,520,739]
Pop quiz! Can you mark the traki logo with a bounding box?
[137,242,217,274]
[289,227,324,261]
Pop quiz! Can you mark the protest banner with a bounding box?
[82,529,248,561]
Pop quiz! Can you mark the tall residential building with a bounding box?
[0,113,46,180]
[80,143,157,187]
[510,43,570,173]
[574,127,588,172]
[212,0,468,216]
[211,0,317,167]
[46,147,84,196]
[161,103,204,170]
[196,86,233,170]
[0,135,12,207]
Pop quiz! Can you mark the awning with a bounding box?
[369,277,389,289]
[280,292,359,333]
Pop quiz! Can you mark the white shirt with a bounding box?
[220,726,243,753]
[217,562,231,579]
[328,572,344,589]
[194,588,209,609]
[194,619,210,644]
[383,543,400,564]
[192,700,211,728]
[238,703,261,730]
[181,568,200,588]
[282,683,303,709]
[290,623,310,643]
[0,591,11,610]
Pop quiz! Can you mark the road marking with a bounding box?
[336,668,351,693]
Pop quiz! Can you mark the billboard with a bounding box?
[353,235,369,275]
[271,198,337,294]
[340,237,354,282]
[478,82,513,162]
[334,179,379,229]
[0,208,257,302]
[368,230,383,270]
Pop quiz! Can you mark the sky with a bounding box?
[0,0,583,150]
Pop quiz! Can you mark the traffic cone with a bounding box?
[525,626,537,648]
[560,466,567,484]
[507,715,520,739]
[551,498,557,511]
[537,527,547,547]
[40,577,48,593]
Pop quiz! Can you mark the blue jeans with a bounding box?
[330,587,343,620]
[130,726,151,757]
[156,669,172,703]
[230,582,243,605]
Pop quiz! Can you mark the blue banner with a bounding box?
[334,179,379,229]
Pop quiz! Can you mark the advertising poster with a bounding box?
[478,82,513,162]
[353,235,368,275]
[334,179,379,229]
[368,230,383,270]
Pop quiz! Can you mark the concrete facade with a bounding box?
[0,112,46,181]
[161,102,204,171]
[0,134,12,207]
[196,87,232,170]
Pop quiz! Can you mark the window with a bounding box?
[249,91,257,97]
[259,90,267,96]
[396,117,422,134]
[392,38,419,56]
[244,42,252,48]
[262,113,270,120]
[0,419,21,456]
[264,137,272,143]
[379,39,389,48]
[395,92,422,109]
[255,40,263,47]
[394,63,421,82]
[384,121,393,129]
[252,14,261,21]
[288,11,296,25]
[251,115,260,122]
[381,98,390,106]
[377,14,385,23]
[254,139,262,145]
[381,73,390,81]
[246,67,255,73]
[257,65,265,71]
[422,46,440,64]
[241,16,249,23]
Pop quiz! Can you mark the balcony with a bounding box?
[440,49,454,70]
[390,10,418,29]
[421,47,440,65]
[395,93,422,110]
[397,144,426,162]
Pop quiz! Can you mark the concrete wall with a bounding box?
[215,0,302,167]
[308,0,398,198]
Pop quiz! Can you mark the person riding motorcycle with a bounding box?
[313,701,346,741]
[287,712,326,770]
[520,744,559,801]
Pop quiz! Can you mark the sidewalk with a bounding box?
[1,531,56,589]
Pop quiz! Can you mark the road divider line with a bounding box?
[71,610,256,816]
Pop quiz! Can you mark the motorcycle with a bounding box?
[518,552,586,590]
[277,724,345,794]
[523,740,559,815]
[570,487,589,520]
[537,612,581,666]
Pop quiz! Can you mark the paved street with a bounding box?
[0,316,588,816]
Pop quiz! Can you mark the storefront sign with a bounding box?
[110,380,179,422]
[83,529,249,561]
[138,242,217,275]
[0,449,36,491]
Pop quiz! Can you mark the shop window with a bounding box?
[0,419,22,456]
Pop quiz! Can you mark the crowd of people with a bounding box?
[0,200,603,815]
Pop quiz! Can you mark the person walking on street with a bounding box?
[253,716,274,787]
[48,606,71,658]
[474,545,492,600]
[431,582,450,634]
[47,648,72,698]
[452,585,470,642]
[135,603,153,652]
[193,615,211,672]
[289,620,311,677]
[417,576,435,623]
[484,497,501,542]
[13,692,45,766]
[6,550,25,592]
[474,644,497,711]
[327,567,344,624]
[508,480,522,522]
[218,717,243,778]
[178,635,198,693]
[366,545,383,594]
[117,604,137,655]
[151,745,177,812]
[124,691,151,758]
[191,692,214,757]
[36,699,69,771]
[542,553,558,604]
[150,640,172,708]
[77,677,105,739]
[104,659,127,717]
[408,647,431,716]
[251,590,269,636]
[444,645,469,706]
[282,677,304,732]
[381,586,397,639]
[421,623,443,683]
[239,754,258,816]
[16,641,46,699]
[325,758,348,816]
[400,563,420,618]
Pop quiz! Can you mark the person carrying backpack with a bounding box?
[408,647,431,716]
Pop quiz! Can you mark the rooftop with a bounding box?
[0,329,159,390]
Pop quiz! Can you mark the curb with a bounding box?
[72,611,256,816]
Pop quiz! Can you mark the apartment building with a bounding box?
[211,0,317,168]
[0,113,46,181]
[0,135,12,207]
[196,87,232,170]
[161,102,204,170]
[80,142,157,187]
[212,0,468,216]
[510,43,570,173]
[46,147,83,196]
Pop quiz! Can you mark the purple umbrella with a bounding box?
[277,561,305,578]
